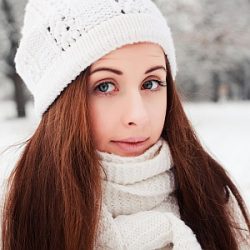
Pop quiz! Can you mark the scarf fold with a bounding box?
[95,137,202,250]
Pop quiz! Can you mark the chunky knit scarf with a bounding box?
[95,137,202,250]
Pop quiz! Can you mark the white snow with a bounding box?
[0,100,249,208]
[183,101,250,208]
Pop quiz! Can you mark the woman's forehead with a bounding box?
[90,42,166,68]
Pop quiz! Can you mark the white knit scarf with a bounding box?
[94,137,202,250]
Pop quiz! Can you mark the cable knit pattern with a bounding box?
[15,0,177,118]
[95,138,202,249]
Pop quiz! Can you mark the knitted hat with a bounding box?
[15,0,177,118]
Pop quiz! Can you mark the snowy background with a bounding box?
[0,100,249,209]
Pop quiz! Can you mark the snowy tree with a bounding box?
[155,0,250,101]
[0,0,27,117]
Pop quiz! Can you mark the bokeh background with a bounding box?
[0,0,250,208]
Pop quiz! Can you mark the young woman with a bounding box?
[1,0,250,249]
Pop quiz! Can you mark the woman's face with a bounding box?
[87,42,167,157]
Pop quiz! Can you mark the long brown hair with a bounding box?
[1,54,250,250]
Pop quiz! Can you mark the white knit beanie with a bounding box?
[15,0,177,118]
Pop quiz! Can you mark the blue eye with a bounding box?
[95,82,115,94]
[94,79,167,95]
[142,80,166,90]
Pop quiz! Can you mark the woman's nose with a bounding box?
[121,91,149,127]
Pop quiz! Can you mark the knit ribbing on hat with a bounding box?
[15,0,177,118]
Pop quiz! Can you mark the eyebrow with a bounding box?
[89,65,167,75]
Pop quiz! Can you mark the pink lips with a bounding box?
[111,137,149,154]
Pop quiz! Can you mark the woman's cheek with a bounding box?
[94,100,118,130]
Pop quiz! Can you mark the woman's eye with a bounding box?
[142,80,165,91]
[94,82,115,94]
[93,79,166,95]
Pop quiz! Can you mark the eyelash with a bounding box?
[93,79,167,96]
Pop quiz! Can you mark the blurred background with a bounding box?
[0,0,249,206]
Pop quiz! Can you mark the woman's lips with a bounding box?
[111,138,149,154]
